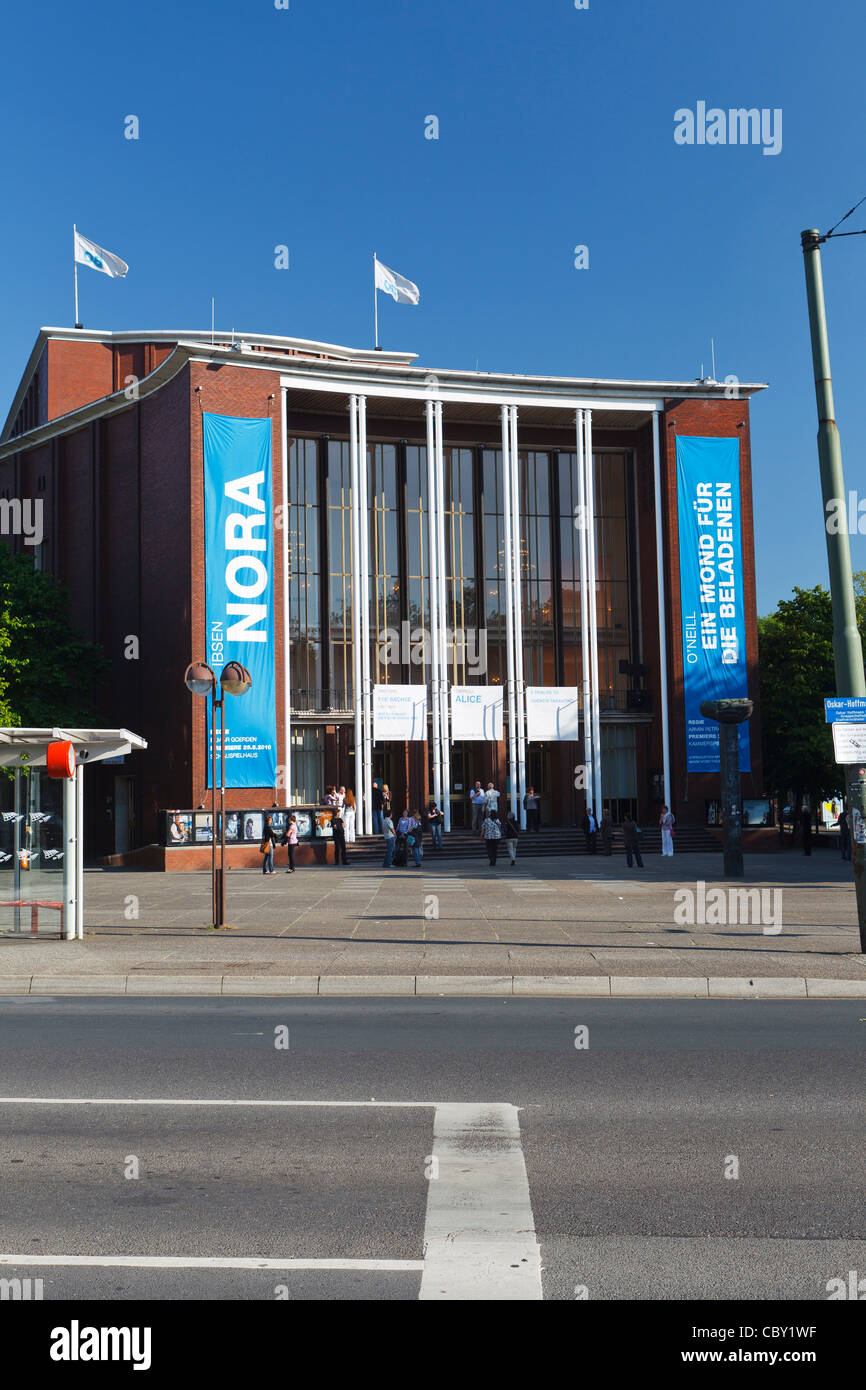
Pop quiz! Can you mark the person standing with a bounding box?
[371,782,384,835]
[470,782,486,832]
[395,808,413,867]
[381,784,392,822]
[524,786,540,833]
[343,789,356,843]
[331,808,348,865]
[325,786,337,807]
[407,809,424,868]
[600,807,613,856]
[260,814,276,875]
[484,783,500,816]
[480,809,502,865]
[836,808,852,862]
[335,785,346,810]
[660,805,675,857]
[502,810,519,865]
[622,814,643,869]
[426,800,443,850]
[381,812,397,868]
[582,807,597,854]
[801,805,812,857]
[283,813,298,873]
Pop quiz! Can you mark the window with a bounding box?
[518,452,555,686]
[327,441,354,707]
[290,726,324,804]
[287,438,321,711]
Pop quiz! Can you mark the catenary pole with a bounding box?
[801,227,866,951]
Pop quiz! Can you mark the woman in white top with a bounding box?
[660,805,675,856]
[484,783,500,814]
[343,789,356,843]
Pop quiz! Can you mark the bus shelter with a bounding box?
[0,728,147,940]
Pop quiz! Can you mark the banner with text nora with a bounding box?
[203,413,278,788]
[676,435,750,772]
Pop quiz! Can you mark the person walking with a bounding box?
[835,808,852,861]
[582,807,597,854]
[801,805,812,857]
[283,813,298,873]
[381,812,397,868]
[502,810,519,865]
[331,807,348,865]
[407,809,424,868]
[600,806,613,856]
[260,814,276,875]
[470,782,486,832]
[660,805,675,856]
[343,789,356,843]
[480,809,502,865]
[524,786,541,833]
[426,800,443,850]
[371,781,384,835]
[622,814,643,869]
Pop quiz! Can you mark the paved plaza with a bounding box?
[1,850,865,983]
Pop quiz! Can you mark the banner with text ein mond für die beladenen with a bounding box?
[676,434,750,773]
[203,412,278,788]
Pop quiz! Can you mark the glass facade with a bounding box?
[287,438,321,711]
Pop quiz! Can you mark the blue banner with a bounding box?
[203,413,278,788]
[676,435,750,772]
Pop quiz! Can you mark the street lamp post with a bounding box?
[801,228,866,952]
[184,660,253,928]
[700,698,753,878]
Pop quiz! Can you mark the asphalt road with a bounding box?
[0,998,863,1301]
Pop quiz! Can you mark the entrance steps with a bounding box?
[345,824,720,864]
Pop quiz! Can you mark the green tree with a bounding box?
[0,547,108,727]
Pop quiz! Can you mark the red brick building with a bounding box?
[0,327,766,858]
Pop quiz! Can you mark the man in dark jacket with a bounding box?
[801,806,812,857]
[582,808,597,855]
[622,815,643,868]
[331,809,348,866]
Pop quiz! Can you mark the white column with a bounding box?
[576,410,593,809]
[349,395,364,833]
[426,401,442,814]
[501,406,518,822]
[652,409,672,810]
[62,771,76,941]
[75,766,84,940]
[358,395,372,834]
[434,401,451,832]
[584,410,603,816]
[509,406,527,828]
[280,386,291,807]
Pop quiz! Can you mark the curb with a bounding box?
[1,975,865,999]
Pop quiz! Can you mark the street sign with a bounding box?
[825,697,866,723]
[832,722,866,763]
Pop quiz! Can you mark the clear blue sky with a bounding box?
[1,0,864,614]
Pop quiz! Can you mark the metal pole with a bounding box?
[73,224,79,326]
[62,770,75,940]
[652,410,672,811]
[280,386,291,807]
[373,254,379,350]
[501,406,518,822]
[12,769,21,932]
[802,228,866,949]
[435,402,451,831]
[211,689,218,926]
[426,401,442,814]
[349,396,363,833]
[219,696,226,928]
[510,406,527,827]
[585,411,603,816]
[576,411,592,812]
[359,395,372,834]
[75,765,84,939]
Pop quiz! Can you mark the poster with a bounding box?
[450,686,504,741]
[203,412,278,788]
[676,435,750,772]
[525,687,580,741]
[372,684,428,741]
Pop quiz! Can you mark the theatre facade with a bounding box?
[0,327,766,857]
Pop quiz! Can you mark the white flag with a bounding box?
[74,230,129,279]
[374,257,419,305]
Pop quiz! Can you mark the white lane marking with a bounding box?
[0,1254,421,1272]
[419,1102,542,1302]
[0,1097,440,1108]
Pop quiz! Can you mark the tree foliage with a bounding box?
[0,547,109,727]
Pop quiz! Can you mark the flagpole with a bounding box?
[73,224,80,327]
[373,252,378,349]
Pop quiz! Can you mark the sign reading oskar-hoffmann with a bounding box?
[676,435,750,772]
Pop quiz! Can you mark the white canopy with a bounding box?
[0,728,147,768]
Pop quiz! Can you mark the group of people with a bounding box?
[468,782,541,833]
[258,812,300,875]
[580,804,676,867]
[381,802,444,867]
